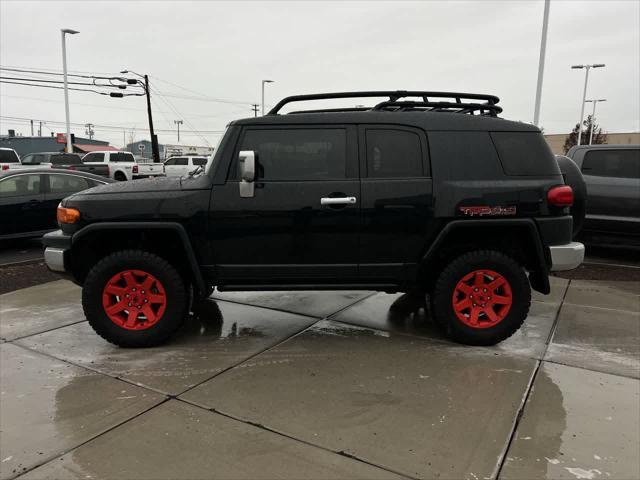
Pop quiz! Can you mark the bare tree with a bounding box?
[563,115,607,153]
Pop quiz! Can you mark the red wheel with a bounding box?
[102,269,167,330]
[451,269,513,329]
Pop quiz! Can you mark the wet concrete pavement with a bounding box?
[1,278,638,479]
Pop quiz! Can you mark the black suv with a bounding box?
[43,91,584,348]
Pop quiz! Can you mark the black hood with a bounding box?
[78,174,210,196]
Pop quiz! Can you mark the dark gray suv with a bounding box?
[566,144,640,247]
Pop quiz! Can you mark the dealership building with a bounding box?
[0,132,111,157]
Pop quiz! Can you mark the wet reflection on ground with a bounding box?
[17,299,318,395]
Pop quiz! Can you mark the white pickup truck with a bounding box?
[0,147,22,171]
[81,151,165,181]
[163,155,212,177]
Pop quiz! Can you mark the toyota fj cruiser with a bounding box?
[43,91,585,348]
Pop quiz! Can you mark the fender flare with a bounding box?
[421,218,550,294]
[72,222,207,296]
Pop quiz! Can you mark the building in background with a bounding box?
[163,143,214,160]
[544,132,640,155]
[0,131,109,157]
[125,139,165,160]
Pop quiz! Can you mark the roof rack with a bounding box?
[268,90,502,117]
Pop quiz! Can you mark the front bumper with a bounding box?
[549,242,585,271]
[42,230,72,274]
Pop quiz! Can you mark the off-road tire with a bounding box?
[82,250,188,347]
[431,250,530,346]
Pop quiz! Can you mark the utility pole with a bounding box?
[174,120,183,142]
[38,121,42,136]
[30,119,34,136]
[251,104,259,117]
[571,63,605,145]
[61,28,79,153]
[120,70,160,162]
[533,0,550,126]
[85,123,94,140]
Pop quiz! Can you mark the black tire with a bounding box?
[82,250,188,347]
[556,155,587,237]
[114,172,127,181]
[431,250,530,346]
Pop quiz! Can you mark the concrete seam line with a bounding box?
[541,358,640,381]
[494,279,571,479]
[11,340,171,397]
[175,397,418,480]
[5,319,87,343]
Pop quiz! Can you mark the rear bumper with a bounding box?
[549,242,585,271]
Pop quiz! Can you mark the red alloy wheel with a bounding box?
[102,269,167,330]
[451,269,513,329]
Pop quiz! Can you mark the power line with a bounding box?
[0,75,142,91]
[0,80,140,96]
[0,66,129,82]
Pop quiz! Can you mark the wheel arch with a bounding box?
[70,222,207,297]
[419,218,550,294]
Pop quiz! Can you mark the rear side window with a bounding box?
[83,153,104,163]
[192,157,208,166]
[121,153,135,163]
[48,174,93,194]
[240,128,347,181]
[51,154,81,165]
[582,149,640,179]
[365,129,424,178]
[0,149,20,163]
[491,132,560,176]
[174,157,188,166]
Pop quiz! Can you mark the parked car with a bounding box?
[20,152,110,177]
[565,144,640,247]
[82,151,164,181]
[0,147,21,171]
[0,169,113,240]
[43,90,584,348]
[163,155,211,177]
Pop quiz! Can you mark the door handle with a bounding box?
[320,197,356,206]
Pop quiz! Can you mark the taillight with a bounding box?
[132,165,139,174]
[1,164,9,170]
[68,165,76,170]
[57,206,81,224]
[548,185,574,207]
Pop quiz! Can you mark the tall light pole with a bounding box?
[533,0,550,126]
[61,28,79,153]
[571,63,605,146]
[261,79,274,115]
[174,120,183,142]
[585,99,606,145]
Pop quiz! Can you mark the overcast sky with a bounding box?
[1,0,638,148]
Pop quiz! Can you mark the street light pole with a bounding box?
[174,120,183,142]
[571,63,605,146]
[585,99,606,145]
[61,28,79,153]
[533,0,550,126]
[261,79,274,115]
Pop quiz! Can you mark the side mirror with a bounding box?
[238,150,255,197]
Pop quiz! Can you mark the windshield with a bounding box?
[0,149,20,163]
